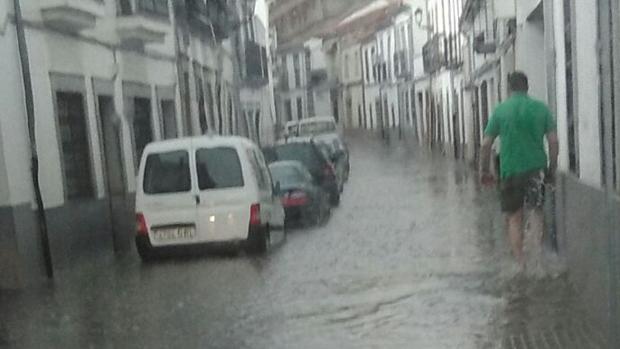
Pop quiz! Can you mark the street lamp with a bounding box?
[414,8,424,28]
[414,7,433,32]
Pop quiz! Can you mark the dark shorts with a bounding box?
[500,170,545,213]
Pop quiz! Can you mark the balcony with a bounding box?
[423,34,462,73]
[423,35,446,74]
[203,0,231,41]
[473,32,496,54]
[40,0,105,32]
[117,0,170,46]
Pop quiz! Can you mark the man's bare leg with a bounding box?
[507,209,525,267]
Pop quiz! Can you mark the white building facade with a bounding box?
[423,0,620,337]
[0,0,274,288]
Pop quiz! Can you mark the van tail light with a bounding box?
[323,163,336,179]
[281,190,309,207]
[136,213,148,236]
[250,203,261,226]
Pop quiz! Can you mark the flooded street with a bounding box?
[0,134,602,349]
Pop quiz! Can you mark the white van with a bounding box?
[135,136,285,260]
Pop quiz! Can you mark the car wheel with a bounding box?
[320,199,331,226]
[330,193,341,206]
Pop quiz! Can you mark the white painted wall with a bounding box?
[551,0,569,172]
[494,0,516,18]
[1,13,180,208]
[0,0,7,35]
[573,0,601,186]
[0,27,33,207]
[515,21,546,102]
[516,0,542,24]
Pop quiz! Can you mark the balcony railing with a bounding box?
[423,34,462,73]
[118,0,169,18]
[116,0,170,45]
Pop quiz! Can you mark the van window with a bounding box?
[247,149,270,191]
[196,147,244,190]
[143,151,191,194]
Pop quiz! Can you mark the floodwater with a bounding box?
[0,132,601,348]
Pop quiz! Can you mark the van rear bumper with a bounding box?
[135,235,248,257]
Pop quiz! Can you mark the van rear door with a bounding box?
[194,145,251,242]
[139,148,198,247]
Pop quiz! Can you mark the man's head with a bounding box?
[508,71,529,94]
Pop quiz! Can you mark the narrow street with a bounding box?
[0,133,604,349]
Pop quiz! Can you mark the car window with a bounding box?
[261,147,278,163]
[196,147,244,190]
[143,150,191,194]
[274,143,323,173]
[298,121,336,136]
[270,164,306,187]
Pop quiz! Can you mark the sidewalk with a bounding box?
[375,130,610,349]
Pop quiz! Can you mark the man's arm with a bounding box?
[547,131,559,175]
[480,135,496,175]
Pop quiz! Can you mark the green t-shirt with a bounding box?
[484,93,556,179]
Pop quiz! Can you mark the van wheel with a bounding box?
[247,227,270,254]
[136,239,155,262]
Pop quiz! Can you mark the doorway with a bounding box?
[97,95,127,252]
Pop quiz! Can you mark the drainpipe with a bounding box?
[12,0,54,278]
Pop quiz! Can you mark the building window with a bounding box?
[183,72,192,135]
[285,99,293,121]
[206,84,215,131]
[296,97,303,120]
[160,99,177,139]
[293,53,301,88]
[197,76,208,134]
[133,97,153,165]
[364,50,370,81]
[344,54,350,79]
[56,91,94,199]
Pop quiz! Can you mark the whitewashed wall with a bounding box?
[573,0,601,186]
[1,9,179,207]
[0,27,33,208]
[551,0,569,172]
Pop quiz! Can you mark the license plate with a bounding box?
[153,226,195,241]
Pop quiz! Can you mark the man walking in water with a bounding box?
[480,72,559,269]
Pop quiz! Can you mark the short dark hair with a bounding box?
[508,72,529,92]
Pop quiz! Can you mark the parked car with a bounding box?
[298,116,350,180]
[271,138,341,206]
[314,140,347,193]
[269,161,330,226]
[135,136,285,260]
